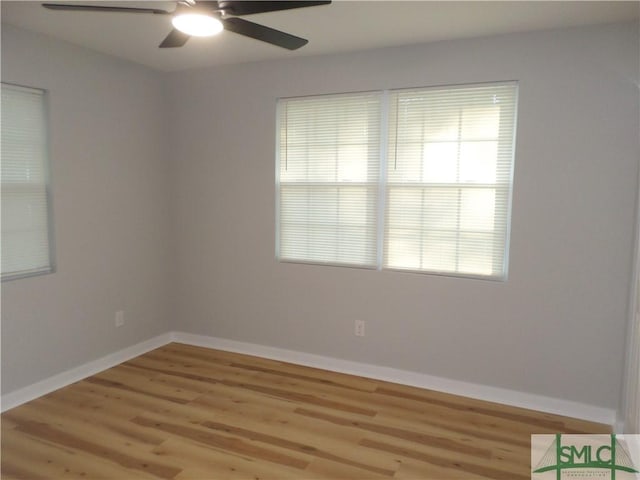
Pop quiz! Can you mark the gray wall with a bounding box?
[1,25,172,393]
[1,21,638,413]
[166,22,639,410]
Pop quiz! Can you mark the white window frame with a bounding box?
[1,82,55,282]
[276,81,518,281]
[276,91,382,268]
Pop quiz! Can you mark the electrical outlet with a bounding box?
[115,310,124,328]
[354,319,365,337]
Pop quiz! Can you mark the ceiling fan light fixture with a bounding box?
[172,13,223,37]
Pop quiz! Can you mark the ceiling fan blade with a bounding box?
[222,17,307,50]
[159,29,191,48]
[214,1,330,16]
[42,3,171,14]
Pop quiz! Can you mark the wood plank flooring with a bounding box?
[1,342,610,479]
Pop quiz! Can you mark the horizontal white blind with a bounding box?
[384,83,517,279]
[277,93,381,267]
[1,83,53,280]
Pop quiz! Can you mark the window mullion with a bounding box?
[455,107,463,273]
[377,90,390,270]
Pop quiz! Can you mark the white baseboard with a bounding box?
[172,331,617,426]
[0,332,173,412]
[1,330,617,427]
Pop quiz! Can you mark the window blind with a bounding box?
[277,92,381,267]
[385,83,517,279]
[276,82,518,280]
[1,83,53,281]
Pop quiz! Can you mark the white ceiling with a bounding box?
[2,1,638,72]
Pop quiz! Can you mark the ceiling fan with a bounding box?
[41,1,331,50]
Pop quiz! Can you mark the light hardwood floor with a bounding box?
[1,342,609,479]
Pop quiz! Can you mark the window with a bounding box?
[276,82,518,280]
[1,83,54,281]
[385,84,517,278]
[277,92,381,267]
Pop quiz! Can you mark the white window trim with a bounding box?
[1,82,56,282]
[276,81,518,281]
